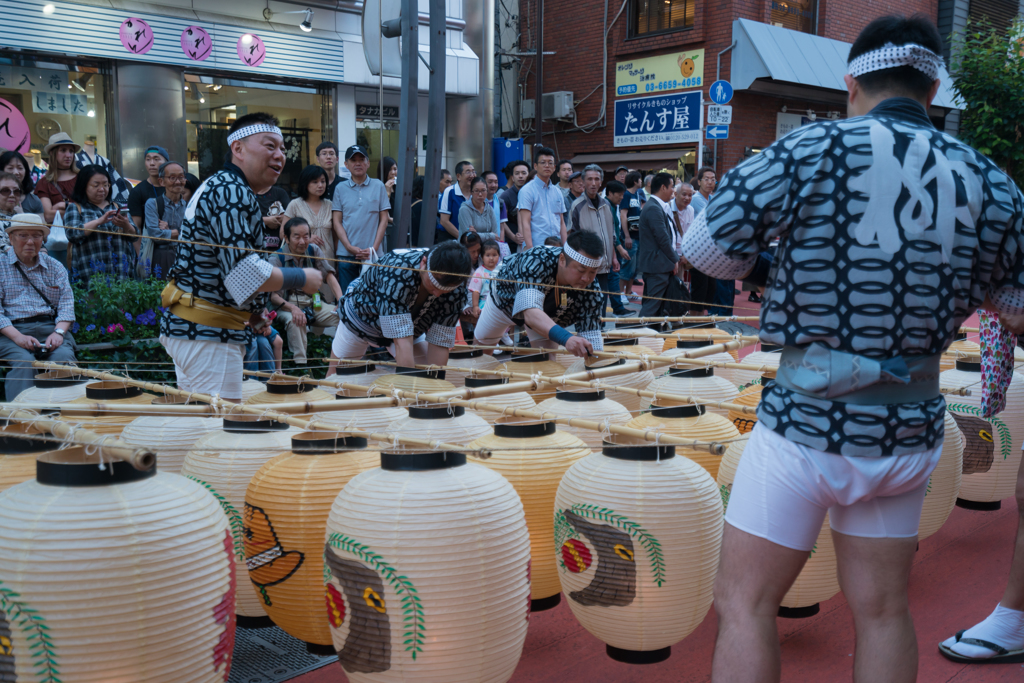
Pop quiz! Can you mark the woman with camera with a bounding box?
[64,165,139,285]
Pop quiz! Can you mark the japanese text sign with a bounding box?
[615,50,705,97]
[613,90,702,148]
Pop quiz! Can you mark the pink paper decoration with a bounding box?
[0,99,30,155]
[181,26,213,61]
[119,18,154,55]
[236,34,267,67]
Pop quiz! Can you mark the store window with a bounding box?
[769,0,817,34]
[355,101,401,182]
[630,0,695,38]
[185,75,327,194]
[0,57,111,182]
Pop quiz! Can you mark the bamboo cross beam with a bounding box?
[602,330,762,342]
[601,315,761,323]
[0,408,155,470]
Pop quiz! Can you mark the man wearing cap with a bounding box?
[473,230,607,357]
[331,144,390,293]
[77,134,131,205]
[159,113,323,402]
[127,145,169,238]
[682,16,1024,682]
[562,170,584,221]
[0,214,77,401]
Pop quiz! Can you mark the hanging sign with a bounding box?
[181,26,213,62]
[119,18,154,55]
[615,50,705,96]
[613,90,702,148]
[237,34,267,67]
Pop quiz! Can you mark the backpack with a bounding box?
[136,195,167,278]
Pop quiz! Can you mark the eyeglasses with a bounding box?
[164,176,186,183]
[0,188,23,198]
[11,233,44,242]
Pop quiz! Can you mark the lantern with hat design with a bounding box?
[324,449,531,681]
[181,415,298,623]
[470,421,591,609]
[941,356,1024,509]
[554,438,723,662]
[0,447,236,681]
[918,411,965,541]
[244,432,379,650]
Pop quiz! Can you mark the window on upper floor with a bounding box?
[629,0,696,38]
[769,0,817,34]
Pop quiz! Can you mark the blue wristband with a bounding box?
[280,267,307,291]
[548,324,573,347]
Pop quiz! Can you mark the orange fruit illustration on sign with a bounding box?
[678,56,695,78]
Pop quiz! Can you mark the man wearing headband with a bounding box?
[327,242,472,372]
[679,16,1024,681]
[159,113,323,401]
[473,231,606,357]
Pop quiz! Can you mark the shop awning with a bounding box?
[731,18,961,110]
[570,149,696,171]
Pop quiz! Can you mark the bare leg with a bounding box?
[712,524,809,683]
[833,531,918,683]
[273,335,284,372]
[1000,461,1024,610]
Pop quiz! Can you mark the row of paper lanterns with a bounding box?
[115,17,268,67]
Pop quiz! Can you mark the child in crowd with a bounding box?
[543,235,562,247]
[460,230,482,266]
[469,239,501,313]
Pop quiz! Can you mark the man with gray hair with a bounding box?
[569,164,630,316]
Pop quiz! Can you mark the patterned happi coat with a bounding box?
[682,97,1024,456]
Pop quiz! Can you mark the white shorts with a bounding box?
[473,303,556,349]
[725,424,943,551]
[331,324,430,364]
[160,336,244,401]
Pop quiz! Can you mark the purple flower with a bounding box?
[124,312,133,322]
[86,324,95,332]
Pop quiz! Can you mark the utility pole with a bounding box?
[418,0,447,247]
[392,0,418,248]
[534,0,543,149]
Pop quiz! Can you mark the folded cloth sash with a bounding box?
[161,280,252,331]
[776,343,940,405]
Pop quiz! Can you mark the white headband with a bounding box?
[847,43,943,81]
[562,243,602,269]
[427,252,460,292]
[227,123,283,144]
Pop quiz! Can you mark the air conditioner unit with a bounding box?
[542,91,574,120]
[522,92,575,121]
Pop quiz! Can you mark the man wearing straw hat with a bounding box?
[678,16,1024,682]
[158,113,322,402]
[0,213,77,400]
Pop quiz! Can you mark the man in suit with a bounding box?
[634,172,678,317]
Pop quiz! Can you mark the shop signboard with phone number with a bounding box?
[615,50,705,96]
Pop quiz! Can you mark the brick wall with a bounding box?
[515,0,938,179]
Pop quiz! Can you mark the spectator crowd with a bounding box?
[0,129,736,400]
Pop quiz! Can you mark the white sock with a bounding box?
[944,604,1024,658]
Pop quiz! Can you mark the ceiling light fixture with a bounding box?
[211,84,223,91]
[42,4,55,14]
[300,8,314,32]
[199,96,206,103]
[263,7,314,32]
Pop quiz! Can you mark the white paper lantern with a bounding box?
[12,369,89,407]
[313,395,409,434]
[322,362,396,395]
[641,365,740,418]
[555,440,723,662]
[941,359,1024,509]
[471,421,591,607]
[565,356,655,415]
[940,339,980,373]
[626,404,740,480]
[180,415,299,623]
[324,450,531,682]
[501,353,566,401]
[659,339,739,389]
[664,326,740,361]
[444,348,501,387]
[730,346,782,390]
[120,414,224,474]
[241,379,267,401]
[461,376,537,424]
[535,390,633,450]
[0,448,237,682]
[383,405,492,449]
[919,412,964,541]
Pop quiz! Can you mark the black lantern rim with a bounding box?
[381,451,467,471]
[407,405,466,419]
[493,421,557,438]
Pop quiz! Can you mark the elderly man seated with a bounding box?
[0,214,77,400]
[269,216,342,365]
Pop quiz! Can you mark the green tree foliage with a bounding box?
[950,17,1024,187]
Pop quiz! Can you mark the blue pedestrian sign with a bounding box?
[709,80,733,105]
[706,125,729,140]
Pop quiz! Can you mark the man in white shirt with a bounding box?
[516,146,566,248]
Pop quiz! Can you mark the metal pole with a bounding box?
[394,0,418,248]
[534,0,543,148]
[417,0,447,247]
[713,41,736,174]
[378,0,384,181]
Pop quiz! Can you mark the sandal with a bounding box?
[938,630,1024,664]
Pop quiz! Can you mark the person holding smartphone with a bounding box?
[64,165,139,285]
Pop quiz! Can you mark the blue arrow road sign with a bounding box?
[706,125,729,140]
[709,80,733,105]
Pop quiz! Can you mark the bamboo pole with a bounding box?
[601,315,761,323]
[602,330,762,342]
[0,408,155,470]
